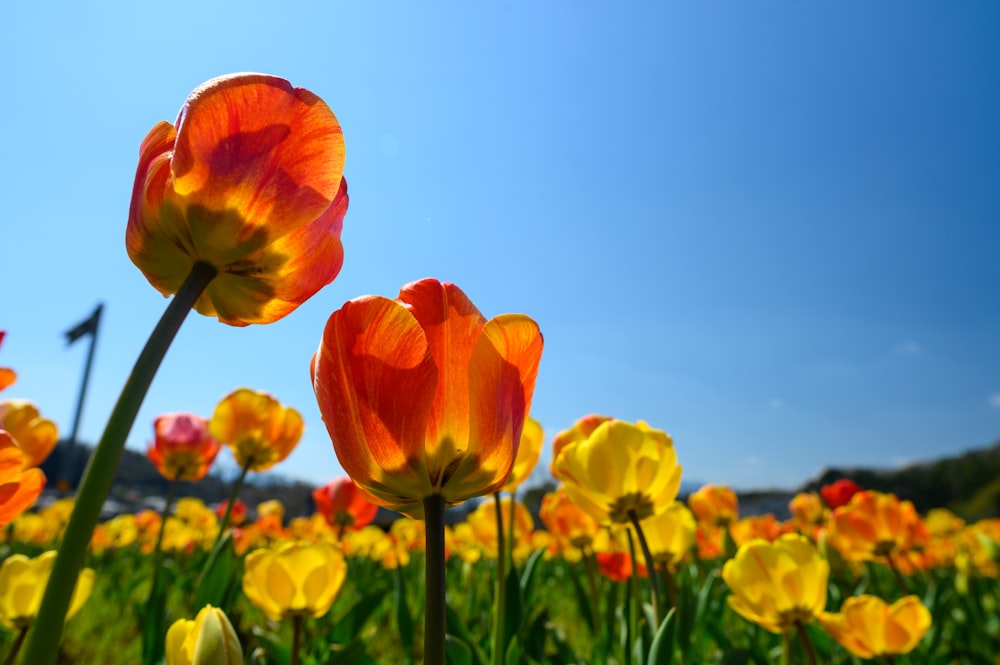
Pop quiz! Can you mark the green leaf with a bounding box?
[140,566,168,665]
[251,627,291,665]
[504,636,521,665]
[395,567,415,665]
[647,607,676,665]
[446,635,474,665]
[504,564,524,646]
[567,562,596,632]
[192,532,240,611]
[719,649,751,665]
[519,548,545,607]
[446,604,488,665]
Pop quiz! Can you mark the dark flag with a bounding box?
[65,304,103,345]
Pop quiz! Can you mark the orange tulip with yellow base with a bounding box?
[0,430,45,527]
[126,73,348,326]
[818,595,931,659]
[311,278,543,518]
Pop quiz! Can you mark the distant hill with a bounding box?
[800,438,1000,520]
[38,436,1000,522]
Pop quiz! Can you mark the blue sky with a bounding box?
[2,2,998,493]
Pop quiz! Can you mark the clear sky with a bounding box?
[2,2,998,493]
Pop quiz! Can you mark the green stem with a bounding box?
[291,615,303,665]
[423,494,446,665]
[886,552,910,595]
[491,492,507,665]
[780,631,790,665]
[2,627,28,665]
[194,458,252,596]
[628,511,663,628]
[22,261,216,665]
[143,477,179,665]
[580,546,601,632]
[796,622,817,665]
[212,459,252,550]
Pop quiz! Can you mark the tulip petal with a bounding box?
[171,74,345,238]
[397,279,486,453]
[443,314,543,499]
[312,295,438,509]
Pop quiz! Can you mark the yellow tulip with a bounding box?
[722,534,829,633]
[242,540,346,620]
[0,551,94,630]
[640,501,697,571]
[818,595,931,658]
[552,418,682,525]
[501,416,543,493]
[166,605,242,665]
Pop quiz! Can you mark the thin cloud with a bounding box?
[768,397,785,410]
[989,393,1000,409]
[891,340,924,356]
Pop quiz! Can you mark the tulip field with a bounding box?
[1,72,999,665]
[1,480,999,664]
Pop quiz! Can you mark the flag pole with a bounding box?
[60,303,103,491]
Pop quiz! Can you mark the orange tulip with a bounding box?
[829,491,927,564]
[0,332,15,392]
[210,388,303,472]
[0,400,58,469]
[539,486,601,552]
[0,430,45,527]
[312,477,379,531]
[311,278,543,518]
[126,73,348,326]
[147,412,221,482]
[818,595,931,658]
[688,484,739,527]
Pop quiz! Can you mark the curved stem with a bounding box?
[22,261,216,665]
[491,492,507,665]
[628,510,663,628]
[423,494,446,665]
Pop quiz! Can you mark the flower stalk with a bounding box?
[22,261,217,665]
[423,494,446,665]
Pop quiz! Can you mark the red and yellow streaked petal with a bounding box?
[171,74,345,238]
[447,314,543,499]
[397,279,487,453]
[312,295,438,510]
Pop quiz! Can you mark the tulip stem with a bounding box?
[21,260,217,665]
[628,510,663,628]
[195,457,252,598]
[423,494,446,665]
[2,627,27,665]
[143,476,179,665]
[886,552,910,595]
[492,492,507,665]
[214,458,252,548]
[291,615,303,665]
[796,622,817,665]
